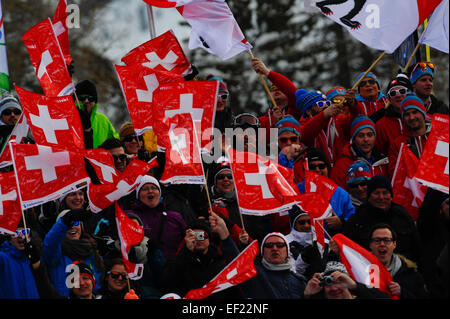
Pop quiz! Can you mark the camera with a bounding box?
[319,275,335,287]
[194,231,206,241]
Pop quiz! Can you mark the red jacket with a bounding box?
[375,107,404,156]
[356,96,388,118]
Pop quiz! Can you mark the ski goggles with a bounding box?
[412,62,435,73]
[233,114,260,128]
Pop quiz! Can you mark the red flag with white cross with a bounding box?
[227,147,300,216]
[15,85,84,151]
[52,0,72,65]
[414,114,449,194]
[87,158,158,213]
[84,148,120,185]
[392,143,428,220]
[121,29,192,76]
[22,18,74,96]
[115,64,184,135]
[0,114,29,169]
[153,113,205,184]
[184,240,259,299]
[115,202,145,280]
[153,80,218,152]
[0,171,21,235]
[10,142,89,209]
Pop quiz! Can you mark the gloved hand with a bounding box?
[183,64,199,81]
[67,60,75,77]
[61,209,91,227]
[24,238,41,264]
[300,242,322,264]
[289,241,304,260]
[137,148,151,162]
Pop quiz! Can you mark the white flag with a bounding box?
[419,0,449,53]
[0,1,10,90]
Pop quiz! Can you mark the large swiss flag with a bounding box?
[0,171,21,235]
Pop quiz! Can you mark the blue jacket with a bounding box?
[0,241,40,299]
[42,219,103,297]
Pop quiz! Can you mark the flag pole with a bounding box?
[424,18,431,62]
[204,169,213,214]
[403,42,421,72]
[352,51,387,89]
[146,5,157,39]
[315,218,333,241]
[248,51,278,109]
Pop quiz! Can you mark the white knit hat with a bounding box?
[261,232,290,256]
[136,175,161,199]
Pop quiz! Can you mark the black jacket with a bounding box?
[393,255,429,299]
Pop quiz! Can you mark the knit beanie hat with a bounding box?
[119,122,136,141]
[136,175,161,199]
[346,160,373,185]
[126,212,144,227]
[75,80,98,103]
[409,63,434,84]
[288,205,309,230]
[213,160,232,186]
[261,232,290,256]
[400,92,427,120]
[295,89,327,116]
[67,261,96,287]
[323,261,349,276]
[367,175,392,197]
[275,115,301,138]
[188,218,212,240]
[0,92,22,115]
[207,75,228,92]
[325,87,347,101]
[355,72,380,92]
[305,148,329,167]
[386,73,413,93]
[350,115,376,141]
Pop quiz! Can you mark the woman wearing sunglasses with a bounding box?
[97,258,142,299]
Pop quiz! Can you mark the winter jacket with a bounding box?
[0,241,40,299]
[427,95,449,116]
[78,103,118,148]
[355,93,388,120]
[42,219,104,297]
[391,254,428,299]
[343,202,422,263]
[242,256,307,299]
[125,200,186,261]
[330,143,389,189]
[375,105,404,156]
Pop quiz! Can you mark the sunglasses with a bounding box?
[79,95,96,103]
[113,154,128,162]
[263,242,286,249]
[216,173,233,180]
[388,88,408,97]
[123,135,142,143]
[331,98,345,104]
[279,136,299,144]
[233,114,259,127]
[370,237,394,245]
[359,79,377,87]
[348,180,368,189]
[2,109,22,116]
[309,163,327,170]
[218,94,229,101]
[107,271,128,280]
[13,228,30,238]
[296,219,311,225]
[315,100,332,108]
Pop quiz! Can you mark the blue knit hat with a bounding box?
[409,63,434,84]
[346,160,373,185]
[400,92,427,120]
[325,87,347,101]
[356,72,380,92]
[350,115,376,141]
[295,89,326,116]
[275,115,301,138]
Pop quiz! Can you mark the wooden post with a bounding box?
[352,51,387,89]
[248,51,278,109]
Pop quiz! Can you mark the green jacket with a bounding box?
[78,103,118,148]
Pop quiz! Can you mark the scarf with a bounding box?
[62,237,95,261]
[261,257,295,272]
[286,230,312,247]
[387,254,402,278]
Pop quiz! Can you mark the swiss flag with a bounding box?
[15,85,84,151]
[184,240,259,299]
[0,114,29,169]
[392,143,428,220]
[300,170,337,220]
[10,142,89,210]
[121,29,192,77]
[87,158,158,213]
[0,171,21,235]
[314,0,443,54]
[154,113,205,184]
[115,202,145,280]
[153,80,217,152]
[414,114,449,194]
[84,148,120,184]
[227,147,300,216]
[22,18,74,96]
[143,0,202,7]
[332,233,398,299]
[52,0,72,65]
[115,63,184,135]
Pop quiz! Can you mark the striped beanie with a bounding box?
[0,92,22,115]
[275,115,301,138]
[350,115,376,141]
[295,89,327,116]
[207,75,228,92]
[409,63,434,84]
[400,92,427,119]
[325,87,347,101]
[346,160,373,185]
[356,72,380,92]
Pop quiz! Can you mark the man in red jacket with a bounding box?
[354,72,388,121]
